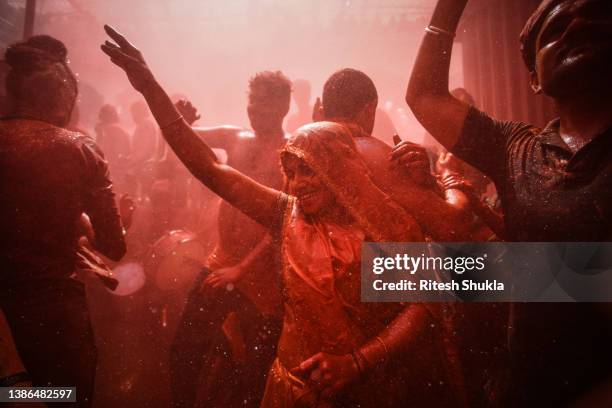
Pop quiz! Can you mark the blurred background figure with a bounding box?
[285,78,312,133]
[129,100,158,198]
[95,104,132,193]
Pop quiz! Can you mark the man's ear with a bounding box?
[529,71,543,95]
[368,99,378,114]
[354,100,377,134]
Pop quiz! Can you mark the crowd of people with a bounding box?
[1,0,611,407]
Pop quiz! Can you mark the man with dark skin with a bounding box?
[316,68,473,241]
[1,35,126,407]
[400,0,612,405]
[170,72,289,407]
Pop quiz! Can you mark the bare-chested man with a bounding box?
[170,71,290,408]
[316,68,473,241]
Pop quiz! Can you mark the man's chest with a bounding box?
[228,143,283,187]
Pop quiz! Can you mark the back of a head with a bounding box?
[4,35,77,127]
[322,68,378,120]
[99,104,119,124]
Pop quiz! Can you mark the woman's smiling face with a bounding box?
[283,154,336,216]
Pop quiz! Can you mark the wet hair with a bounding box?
[519,0,566,72]
[322,68,377,120]
[248,70,292,108]
[4,35,78,123]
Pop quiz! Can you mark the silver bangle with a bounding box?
[375,336,389,364]
[425,25,456,38]
[160,115,184,130]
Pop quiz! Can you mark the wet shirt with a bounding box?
[453,107,612,242]
[453,108,612,404]
[0,119,124,284]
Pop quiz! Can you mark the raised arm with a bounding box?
[100,25,281,230]
[405,0,469,150]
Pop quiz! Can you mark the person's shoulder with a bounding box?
[467,105,536,133]
[353,134,392,158]
[193,125,245,138]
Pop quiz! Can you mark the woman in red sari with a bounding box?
[101,25,458,407]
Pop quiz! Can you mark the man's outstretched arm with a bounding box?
[174,99,243,150]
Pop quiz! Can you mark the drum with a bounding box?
[108,261,146,296]
[146,229,207,291]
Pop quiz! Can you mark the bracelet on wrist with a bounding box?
[425,25,456,38]
[374,336,390,364]
[351,350,368,375]
[350,351,363,375]
[160,115,184,131]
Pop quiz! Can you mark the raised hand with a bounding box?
[390,139,429,170]
[390,137,434,186]
[175,99,201,125]
[436,150,463,175]
[100,25,156,93]
[440,173,477,202]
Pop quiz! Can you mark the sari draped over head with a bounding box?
[262,122,440,408]
[280,121,422,243]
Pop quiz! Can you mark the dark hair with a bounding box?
[519,0,565,72]
[4,35,77,122]
[249,70,292,106]
[99,104,119,124]
[322,68,377,119]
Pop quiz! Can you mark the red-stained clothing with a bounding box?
[0,118,125,284]
[262,123,454,408]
